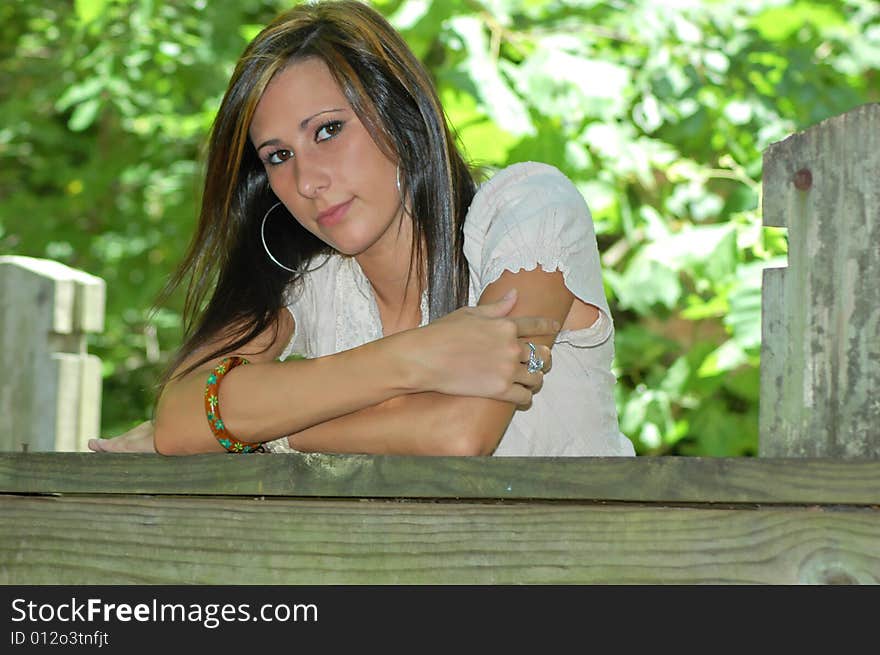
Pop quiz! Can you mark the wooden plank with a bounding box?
[760,103,880,457]
[0,257,105,453]
[1,495,877,584]
[1,453,879,505]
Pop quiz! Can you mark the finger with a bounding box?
[519,341,550,378]
[515,388,534,411]
[533,373,544,395]
[513,367,544,392]
[512,316,561,338]
[473,289,518,317]
[88,428,157,453]
[540,345,552,373]
[519,370,544,395]
[505,383,533,409]
[518,341,551,362]
[523,345,551,374]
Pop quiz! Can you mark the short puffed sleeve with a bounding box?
[462,161,613,346]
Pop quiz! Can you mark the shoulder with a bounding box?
[470,162,585,214]
[464,162,591,245]
[481,161,575,188]
[465,162,588,239]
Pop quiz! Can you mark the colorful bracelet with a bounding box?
[204,356,264,453]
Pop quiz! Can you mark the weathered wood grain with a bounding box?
[0,256,105,453]
[1,495,877,584]
[3,452,878,584]
[760,103,880,457]
[1,453,879,504]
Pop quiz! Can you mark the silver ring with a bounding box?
[526,342,544,374]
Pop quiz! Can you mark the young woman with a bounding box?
[90,0,635,457]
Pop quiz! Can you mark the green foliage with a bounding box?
[2,0,877,453]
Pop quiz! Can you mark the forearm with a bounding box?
[154,335,419,455]
[289,392,516,456]
[153,287,557,456]
[286,269,573,457]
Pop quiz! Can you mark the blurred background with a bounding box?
[1,0,877,455]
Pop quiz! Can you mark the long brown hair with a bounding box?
[158,0,475,386]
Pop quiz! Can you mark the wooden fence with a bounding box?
[760,103,879,458]
[0,256,104,453]
[1,105,878,584]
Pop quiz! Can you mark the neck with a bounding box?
[355,213,424,332]
[359,247,422,309]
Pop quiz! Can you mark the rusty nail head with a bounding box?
[794,168,812,191]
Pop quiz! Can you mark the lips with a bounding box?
[316,198,353,227]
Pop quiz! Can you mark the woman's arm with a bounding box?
[153,291,558,455]
[288,266,585,456]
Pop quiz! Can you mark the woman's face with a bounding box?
[249,57,405,259]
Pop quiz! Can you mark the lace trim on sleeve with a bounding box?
[481,258,613,348]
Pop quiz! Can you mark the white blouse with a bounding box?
[266,162,635,457]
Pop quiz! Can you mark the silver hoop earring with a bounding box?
[260,202,331,275]
[396,164,407,209]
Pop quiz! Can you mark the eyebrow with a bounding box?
[255,108,346,151]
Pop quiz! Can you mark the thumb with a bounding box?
[476,288,517,317]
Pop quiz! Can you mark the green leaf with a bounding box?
[680,293,727,321]
[239,24,264,43]
[440,87,518,165]
[725,257,787,351]
[682,398,757,456]
[448,16,534,137]
[75,0,112,26]
[641,223,738,285]
[509,42,632,121]
[68,98,101,132]
[605,257,681,314]
[751,1,847,41]
[55,78,105,112]
[613,324,679,373]
[697,339,747,377]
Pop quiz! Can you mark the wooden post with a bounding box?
[760,104,880,458]
[0,256,106,452]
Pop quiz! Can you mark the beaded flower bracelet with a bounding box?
[205,356,264,453]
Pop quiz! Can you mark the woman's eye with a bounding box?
[316,121,342,142]
[266,149,292,165]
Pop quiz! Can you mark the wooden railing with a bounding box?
[1,454,878,584]
[0,256,104,452]
[1,105,878,584]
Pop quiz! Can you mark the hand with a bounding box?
[88,421,157,453]
[399,289,556,408]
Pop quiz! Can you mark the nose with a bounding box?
[294,155,330,199]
